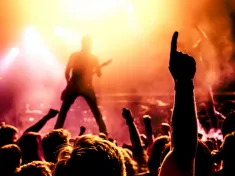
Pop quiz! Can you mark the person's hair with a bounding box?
[0,124,18,147]
[55,134,126,176]
[42,129,70,163]
[15,161,54,176]
[0,144,22,176]
[119,148,137,176]
[81,35,92,44]
[81,35,92,50]
[18,132,44,164]
[148,135,170,173]
[53,160,67,176]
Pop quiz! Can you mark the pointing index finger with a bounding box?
[170,31,179,64]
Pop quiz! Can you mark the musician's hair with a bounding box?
[42,129,70,163]
[81,35,92,50]
[81,35,92,44]
[0,144,22,176]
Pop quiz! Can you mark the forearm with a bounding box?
[127,121,142,152]
[24,115,50,133]
[172,80,197,160]
[205,88,218,128]
[127,121,148,169]
[144,121,154,147]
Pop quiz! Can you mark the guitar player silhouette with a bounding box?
[54,35,111,135]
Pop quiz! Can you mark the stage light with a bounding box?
[9,47,20,58]
[29,117,34,122]
[23,26,44,55]
[0,47,19,74]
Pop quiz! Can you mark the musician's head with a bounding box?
[81,35,92,51]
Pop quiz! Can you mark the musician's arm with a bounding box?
[94,56,101,77]
[65,54,74,82]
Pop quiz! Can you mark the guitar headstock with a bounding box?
[101,59,113,67]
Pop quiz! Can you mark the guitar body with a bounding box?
[61,59,112,101]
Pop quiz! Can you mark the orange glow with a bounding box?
[1,0,233,95]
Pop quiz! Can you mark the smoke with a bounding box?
[0,0,234,141]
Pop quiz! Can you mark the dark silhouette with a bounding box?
[148,135,170,174]
[17,132,44,164]
[24,109,58,134]
[42,129,71,163]
[0,144,22,176]
[122,108,149,173]
[54,36,107,135]
[159,31,198,175]
[0,124,18,147]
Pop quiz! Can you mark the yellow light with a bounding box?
[125,3,133,14]
[23,26,44,55]
[63,0,124,20]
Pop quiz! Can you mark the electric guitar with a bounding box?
[61,59,112,100]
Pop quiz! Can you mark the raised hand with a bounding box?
[79,126,86,136]
[143,115,151,124]
[47,109,59,118]
[122,108,133,122]
[169,32,196,81]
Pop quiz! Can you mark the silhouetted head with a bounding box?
[0,144,22,176]
[148,135,170,174]
[15,161,54,176]
[56,134,126,176]
[42,129,70,163]
[81,35,92,51]
[0,124,18,147]
[221,131,235,171]
[18,132,44,164]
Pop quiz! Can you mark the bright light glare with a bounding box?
[0,47,19,74]
[29,117,34,122]
[125,3,133,14]
[54,27,78,43]
[63,0,124,20]
[23,26,44,55]
[8,47,19,58]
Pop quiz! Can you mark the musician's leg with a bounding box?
[83,88,108,135]
[54,89,77,129]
